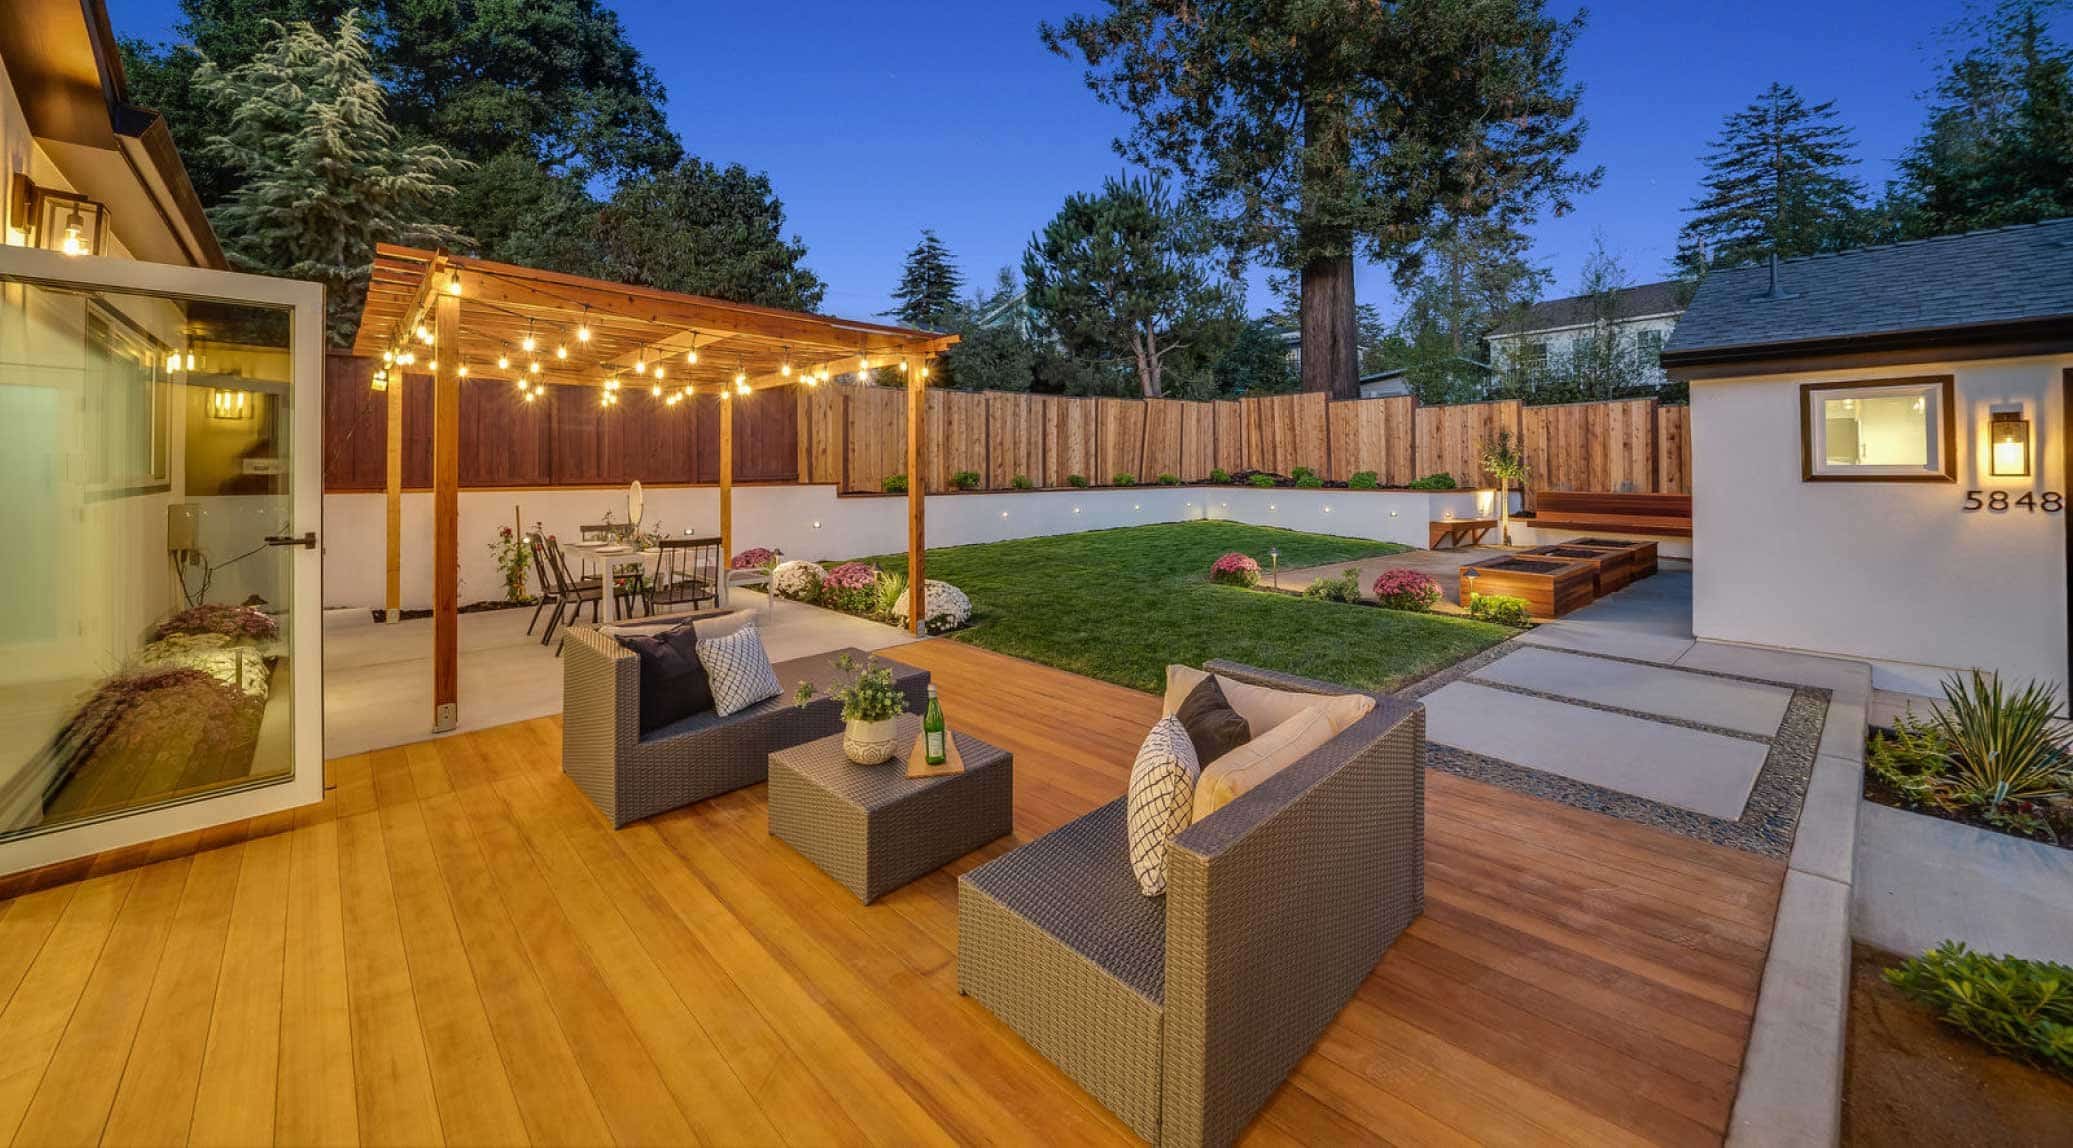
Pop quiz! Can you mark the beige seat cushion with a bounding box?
[1192,704,1339,821]
[1163,665,1373,738]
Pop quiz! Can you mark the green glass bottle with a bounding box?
[922,684,947,765]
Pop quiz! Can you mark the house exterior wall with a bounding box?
[1487,311,1683,390]
[1690,354,2069,692]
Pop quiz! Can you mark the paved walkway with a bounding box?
[322,593,916,757]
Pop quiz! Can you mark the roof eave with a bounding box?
[1663,315,2073,380]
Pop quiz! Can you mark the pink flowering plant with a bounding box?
[731,546,777,571]
[1208,552,1261,588]
[1371,569,1441,612]
[819,561,882,614]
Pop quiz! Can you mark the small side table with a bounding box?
[767,715,1013,903]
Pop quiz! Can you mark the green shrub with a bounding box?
[1467,593,1531,626]
[881,474,908,494]
[1407,473,1459,490]
[1067,474,1089,488]
[1157,473,1181,486]
[1886,942,2073,1077]
[949,469,981,491]
[1291,465,1316,482]
[1301,568,1363,604]
[1208,467,1231,484]
[1348,470,1380,490]
[1112,472,1137,486]
[1010,474,1034,490]
[1294,474,1324,489]
[1247,473,1276,488]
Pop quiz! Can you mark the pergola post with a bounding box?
[384,359,402,623]
[718,388,734,602]
[906,354,927,635]
[431,292,460,732]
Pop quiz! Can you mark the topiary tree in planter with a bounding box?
[1480,430,1530,545]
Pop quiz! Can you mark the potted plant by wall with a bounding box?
[794,652,910,764]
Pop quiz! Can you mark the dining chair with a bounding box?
[525,533,559,636]
[542,537,604,651]
[646,537,722,614]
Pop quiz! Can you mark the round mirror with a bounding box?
[627,480,644,527]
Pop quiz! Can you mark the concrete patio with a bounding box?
[322,593,918,757]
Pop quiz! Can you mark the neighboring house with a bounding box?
[968,287,1039,341]
[1662,221,2071,694]
[1357,368,1413,399]
[1487,280,1686,390]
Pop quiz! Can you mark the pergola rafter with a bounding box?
[351,244,956,734]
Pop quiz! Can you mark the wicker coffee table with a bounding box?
[767,715,1013,903]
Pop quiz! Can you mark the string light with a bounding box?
[651,382,662,397]
[899,359,910,373]
[457,364,468,378]
[780,348,792,378]
[443,271,461,296]
[427,360,438,372]
[497,352,510,370]
[576,307,592,342]
[185,350,197,371]
[634,355,647,375]
[555,342,568,360]
[416,324,431,343]
[523,390,537,403]
[521,323,537,353]
[654,364,666,380]
[528,360,541,375]
[398,351,416,366]
[382,350,394,365]
[685,347,699,365]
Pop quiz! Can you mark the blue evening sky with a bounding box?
[107,0,2033,321]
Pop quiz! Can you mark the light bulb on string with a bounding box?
[634,355,646,376]
[576,307,592,342]
[780,349,792,378]
[497,352,510,370]
[650,382,662,397]
[555,343,568,361]
[444,271,461,296]
[654,365,666,380]
[521,324,537,353]
[685,347,699,366]
[457,364,468,378]
[528,360,541,375]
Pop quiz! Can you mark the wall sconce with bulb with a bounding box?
[1988,408,2030,478]
[10,177,108,257]
[209,389,254,420]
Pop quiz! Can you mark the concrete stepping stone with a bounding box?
[1471,646,1792,736]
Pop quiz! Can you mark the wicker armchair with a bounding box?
[957,662,1424,1147]
[560,612,931,827]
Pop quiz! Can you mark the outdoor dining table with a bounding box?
[560,540,665,624]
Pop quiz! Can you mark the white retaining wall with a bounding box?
[321,485,1512,611]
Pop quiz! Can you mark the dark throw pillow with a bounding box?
[615,621,714,735]
[1174,674,1251,765]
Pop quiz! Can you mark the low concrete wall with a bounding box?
[320,484,1515,610]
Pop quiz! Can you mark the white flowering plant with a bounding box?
[892,579,973,634]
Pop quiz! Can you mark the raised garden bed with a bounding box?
[1520,543,1636,595]
[1561,537,1660,579]
[1458,557,1597,618]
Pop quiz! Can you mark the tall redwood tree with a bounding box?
[1043,2,1598,398]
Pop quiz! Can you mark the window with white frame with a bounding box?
[1634,328,1665,365]
[1800,377,1955,481]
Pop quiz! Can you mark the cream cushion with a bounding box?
[1125,717,1201,896]
[1192,704,1339,821]
[1162,665,1373,738]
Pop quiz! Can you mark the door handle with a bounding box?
[264,532,318,550]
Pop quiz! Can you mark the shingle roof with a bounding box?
[1663,219,2073,360]
[1508,281,1686,333]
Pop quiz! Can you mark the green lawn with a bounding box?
[862,521,1509,694]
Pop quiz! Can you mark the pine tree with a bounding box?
[195,11,467,343]
[1679,83,1865,269]
[591,159,826,311]
[1889,5,2073,235]
[886,231,965,329]
[1388,216,1549,403]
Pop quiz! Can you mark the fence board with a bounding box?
[1095,398,1146,484]
[1141,399,1184,482]
[798,383,843,483]
[1657,405,1692,494]
[1212,401,1244,474]
[1414,399,1523,488]
[843,384,907,492]
[986,392,1043,489]
[1325,396,1415,485]
[1041,396,1099,487]
[1179,401,1217,481]
[1522,398,1657,500]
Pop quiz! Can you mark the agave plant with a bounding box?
[1930,670,2071,808]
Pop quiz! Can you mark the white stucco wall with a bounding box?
[320,484,1512,611]
[1691,355,2069,692]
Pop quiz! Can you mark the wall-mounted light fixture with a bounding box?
[1988,408,2031,477]
[10,176,108,256]
[209,389,254,420]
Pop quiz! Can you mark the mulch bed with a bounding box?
[1844,943,2073,1147]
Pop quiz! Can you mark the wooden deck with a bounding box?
[0,640,1783,1146]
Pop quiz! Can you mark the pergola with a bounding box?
[351,244,957,732]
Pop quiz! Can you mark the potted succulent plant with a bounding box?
[794,652,910,764]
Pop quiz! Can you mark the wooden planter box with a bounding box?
[1458,557,1597,619]
[1564,537,1659,579]
[1520,544,1636,595]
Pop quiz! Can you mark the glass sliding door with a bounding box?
[0,248,323,871]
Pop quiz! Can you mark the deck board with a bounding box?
[0,639,1783,1146]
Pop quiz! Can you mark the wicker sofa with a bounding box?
[957,662,1424,1147]
[560,611,930,827]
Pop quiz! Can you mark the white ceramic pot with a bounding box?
[843,717,898,765]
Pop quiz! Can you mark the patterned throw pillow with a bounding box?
[696,623,783,717]
[1126,716,1201,897]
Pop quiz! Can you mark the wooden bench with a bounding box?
[1526,492,1692,537]
[1429,518,1497,550]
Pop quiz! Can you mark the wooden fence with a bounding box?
[325,353,1692,497]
